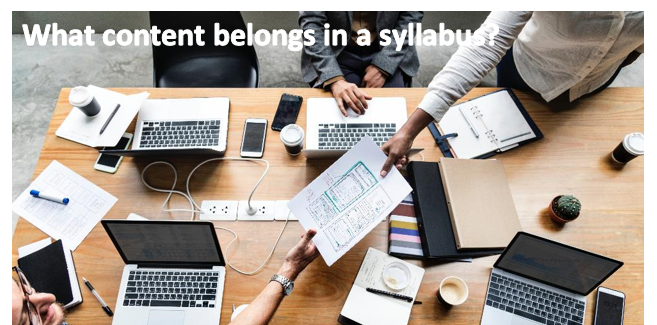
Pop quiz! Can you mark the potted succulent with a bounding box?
[548,195,581,223]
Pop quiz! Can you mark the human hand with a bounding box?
[380,132,414,177]
[330,80,372,116]
[361,65,386,88]
[278,229,320,281]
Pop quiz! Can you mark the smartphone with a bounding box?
[594,287,625,325]
[240,118,268,158]
[271,93,303,131]
[95,132,133,173]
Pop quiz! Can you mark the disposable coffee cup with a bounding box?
[611,132,644,164]
[437,276,469,306]
[69,86,101,117]
[280,124,304,156]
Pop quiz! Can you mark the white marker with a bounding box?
[30,189,69,205]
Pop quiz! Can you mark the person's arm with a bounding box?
[370,11,424,77]
[299,11,371,116]
[229,229,320,325]
[380,11,532,176]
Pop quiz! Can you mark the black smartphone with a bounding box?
[271,93,303,131]
[594,287,625,325]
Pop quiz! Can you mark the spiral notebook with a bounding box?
[434,88,543,159]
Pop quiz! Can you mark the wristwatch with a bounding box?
[270,274,294,296]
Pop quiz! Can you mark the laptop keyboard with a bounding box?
[123,270,220,308]
[318,123,396,149]
[139,120,221,148]
[486,273,585,325]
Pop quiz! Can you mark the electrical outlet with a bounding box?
[237,200,275,221]
[274,200,298,221]
[200,200,238,221]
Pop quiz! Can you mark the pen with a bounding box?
[458,106,479,138]
[30,189,69,205]
[83,277,113,316]
[99,104,121,135]
[366,287,414,303]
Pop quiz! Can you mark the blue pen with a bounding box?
[30,189,69,205]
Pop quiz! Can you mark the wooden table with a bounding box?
[12,87,644,324]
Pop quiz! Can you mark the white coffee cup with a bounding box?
[69,86,101,117]
[280,124,304,156]
[437,276,469,306]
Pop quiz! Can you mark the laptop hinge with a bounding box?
[137,263,215,269]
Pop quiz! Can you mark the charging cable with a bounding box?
[140,157,288,276]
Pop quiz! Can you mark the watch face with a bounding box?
[285,282,294,295]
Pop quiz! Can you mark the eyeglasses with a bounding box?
[13,266,43,325]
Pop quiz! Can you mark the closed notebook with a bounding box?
[17,239,82,308]
[438,158,521,250]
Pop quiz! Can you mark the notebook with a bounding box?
[17,239,83,308]
[438,158,522,250]
[339,248,424,325]
[433,88,543,159]
[406,161,503,259]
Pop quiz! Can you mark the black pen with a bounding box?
[83,277,113,316]
[99,104,121,135]
[366,287,414,303]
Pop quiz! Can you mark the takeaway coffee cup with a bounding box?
[611,132,644,164]
[437,276,469,306]
[69,86,101,117]
[280,124,305,156]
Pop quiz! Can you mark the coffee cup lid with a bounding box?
[69,86,94,107]
[623,132,644,156]
[281,124,304,145]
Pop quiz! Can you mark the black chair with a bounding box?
[149,11,260,88]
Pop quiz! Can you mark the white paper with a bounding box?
[56,85,149,147]
[12,160,118,250]
[18,237,52,257]
[341,248,425,325]
[289,137,412,266]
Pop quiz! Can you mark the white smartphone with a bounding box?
[94,133,133,173]
[240,118,268,158]
[594,287,625,325]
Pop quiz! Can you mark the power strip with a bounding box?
[200,200,238,221]
[237,200,276,221]
[274,200,298,220]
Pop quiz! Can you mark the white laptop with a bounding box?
[304,97,421,159]
[102,220,226,325]
[101,97,229,157]
[481,232,623,325]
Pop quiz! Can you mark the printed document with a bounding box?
[12,160,118,250]
[289,137,412,266]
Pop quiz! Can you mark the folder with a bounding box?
[430,88,543,159]
[438,158,522,250]
[17,239,83,309]
[407,161,503,259]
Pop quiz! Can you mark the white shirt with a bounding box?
[418,11,644,121]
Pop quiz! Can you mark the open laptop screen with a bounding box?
[495,232,622,295]
[103,221,225,266]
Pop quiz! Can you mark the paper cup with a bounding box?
[437,276,469,306]
[280,124,304,156]
[611,132,644,164]
[69,86,101,117]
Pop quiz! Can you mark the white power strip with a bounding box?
[199,200,299,221]
[199,200,239,221]
[274,200,297,220]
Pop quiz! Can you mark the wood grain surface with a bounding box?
[12,87,644,325]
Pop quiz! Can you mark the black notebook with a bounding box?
[407,161,503,259]
[17,239,82,308]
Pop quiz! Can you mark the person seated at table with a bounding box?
[230,229,320,325]
[299,11,423,117]
[12,267,67,325]
[380,11,644,176]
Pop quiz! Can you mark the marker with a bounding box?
[30,190,69,205]
[83,277,113,317]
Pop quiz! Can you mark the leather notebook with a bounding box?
[438,157,522,250]
[406,161,503,259]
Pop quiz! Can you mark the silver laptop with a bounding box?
[102,220,226,325]
[481,232,623,325]
[102,97,229,157]
[303,97,422,159]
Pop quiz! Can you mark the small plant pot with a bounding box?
[548,195,579,224]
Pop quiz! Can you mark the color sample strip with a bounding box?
[388,194,425,257]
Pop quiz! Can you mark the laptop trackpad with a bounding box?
[148,311,185,325]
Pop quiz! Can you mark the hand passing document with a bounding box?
[289,137,412,266]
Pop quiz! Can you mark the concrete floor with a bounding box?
[11,34,644,233]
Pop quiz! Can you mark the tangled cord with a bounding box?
[140,158,289,276]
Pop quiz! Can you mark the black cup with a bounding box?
[611,133,644,164]
[69,86,101,117]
